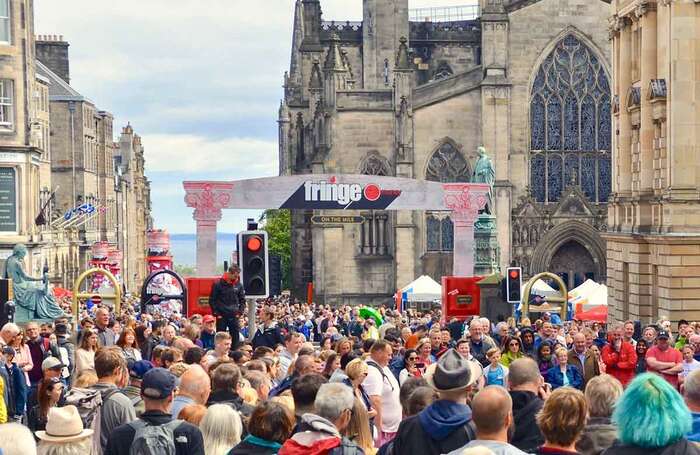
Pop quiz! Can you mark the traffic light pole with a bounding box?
[246,297,257,341]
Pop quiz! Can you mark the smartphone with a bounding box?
[543,382,552,393]
[415,362,426,370]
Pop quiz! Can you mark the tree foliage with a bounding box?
[259,209,292,289]
[174,264,197,277]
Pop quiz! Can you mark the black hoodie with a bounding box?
[510,390,545,453]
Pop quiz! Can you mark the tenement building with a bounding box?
[0,0,74,284]
[280,0,613,305]
[0,0,152,292]
[606,0,700,323]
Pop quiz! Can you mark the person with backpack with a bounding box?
[25,321,60,388]
[105,367,205,455]
[92,346,136,452]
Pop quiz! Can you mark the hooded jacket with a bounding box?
[602,438,700,455]
[576,417,617,455]
[279,413,364,455]
[510,390,545,453]
[209,278,246,319]
[390,399,476,455]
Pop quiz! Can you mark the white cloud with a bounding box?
[143,134,278,175]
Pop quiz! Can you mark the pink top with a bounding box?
[13,344,33,386]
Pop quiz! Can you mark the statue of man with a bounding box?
[4,244,63,322]
[473,146,495,214]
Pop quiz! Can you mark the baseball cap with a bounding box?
[2,346,14,356]
[202,315,216,323]
[141,367,177,399]
[128,360,154,379]
[42,356,65,371]
[657,330,670,340]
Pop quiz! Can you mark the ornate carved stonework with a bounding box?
[183,182,234,222]
[442,183,488,225]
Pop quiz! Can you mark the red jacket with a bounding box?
[601,340,637,386]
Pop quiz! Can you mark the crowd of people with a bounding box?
[1,269,700,454]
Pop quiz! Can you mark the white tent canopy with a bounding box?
[523,279,560,297]
[400,275,442,302]
[569,279,609,310]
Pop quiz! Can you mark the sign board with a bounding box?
[311,215,365,224]
[185,175,489,211]
[91,295,102,305]
[0,168,16,232]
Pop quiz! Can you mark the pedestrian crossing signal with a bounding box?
[238,230,269,298]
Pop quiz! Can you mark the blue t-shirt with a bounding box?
[486,364,506,386]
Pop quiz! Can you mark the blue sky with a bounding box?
[35,0,477,234]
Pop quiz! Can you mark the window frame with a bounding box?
[0,0,11,45]
[0,79,14,130]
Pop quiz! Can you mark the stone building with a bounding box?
[115,124,152,291]
[606,0,700,323]
[34,36,152,292]
[0,0,74,285]
[280,0,614,305]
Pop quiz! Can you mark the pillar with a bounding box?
[183,182,234,277]
[443,184,489,277]
[617,17,632,199]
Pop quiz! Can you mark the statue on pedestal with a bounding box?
[4,244,64,322]
[473,146,495,214]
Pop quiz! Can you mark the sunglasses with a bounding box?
[407,356,418,361]
[509,342,520,347]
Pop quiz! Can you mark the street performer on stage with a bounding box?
[209,265,246,349]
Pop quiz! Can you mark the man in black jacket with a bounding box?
[389,349,482,455]
[507,357,549,453]
[105,367,204,455]
[209,265,246,349]
[206,362,254,418]
[252,307,283,349]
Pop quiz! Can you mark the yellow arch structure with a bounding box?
[71,268,121,327]
[521,272,568,321]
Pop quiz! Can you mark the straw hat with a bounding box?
[35,405,94,442]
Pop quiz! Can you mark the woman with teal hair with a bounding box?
[603,373,700,454]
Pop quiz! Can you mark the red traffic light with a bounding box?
[509,269,520,279]
[246,236,262,252]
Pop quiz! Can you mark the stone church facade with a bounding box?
[279,0,613,305]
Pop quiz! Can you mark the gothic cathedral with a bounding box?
[279,0,613,306]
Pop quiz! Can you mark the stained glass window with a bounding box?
[529,34,611,203]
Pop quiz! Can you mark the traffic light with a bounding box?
[238,230,269,298]
[506,267,522,304]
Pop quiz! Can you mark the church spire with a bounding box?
[289,0,304,83]
[324,33,346,71]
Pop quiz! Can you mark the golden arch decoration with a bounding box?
[71,268,121,326]
[521,272,568,321]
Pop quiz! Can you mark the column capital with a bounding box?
[635,1,657,19]
[183,181,235,222]
[442,183,489,226]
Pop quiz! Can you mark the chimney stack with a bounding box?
[36,35,70,84]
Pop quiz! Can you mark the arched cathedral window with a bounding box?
[530,34,611,204]
[426,140,469,252]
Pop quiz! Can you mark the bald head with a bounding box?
[472,386,512,435]
[573,332,586,353]
[178,364,211,405]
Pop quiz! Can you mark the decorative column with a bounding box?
[443,184,489,277]
[183,182,234,277]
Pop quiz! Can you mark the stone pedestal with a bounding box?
[183,182,234,277]
[442,184,489,277]
[474,214,500,276]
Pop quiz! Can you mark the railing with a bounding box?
[409,5,480,22]
[321,21,362,32]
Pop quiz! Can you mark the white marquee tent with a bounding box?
[400,275,442,302]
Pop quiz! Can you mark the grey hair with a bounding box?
[38,438,91,455]
[0,322,20,338]
[0,423,37,455]
[495,321,509,333]
[685,369,700,404]
[585,374,623,417]
[201,404,243,455]
[508,358,541,388]
[315,382,355,422]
